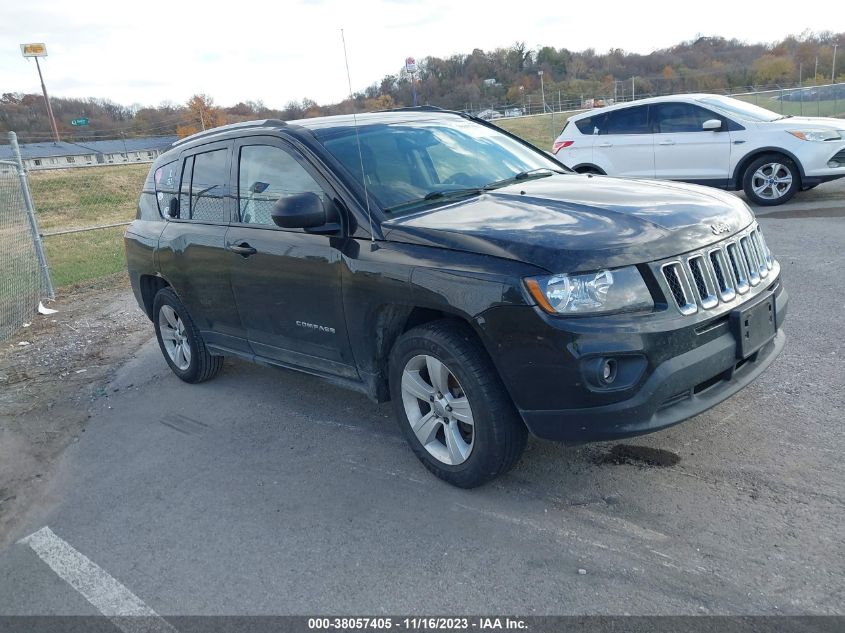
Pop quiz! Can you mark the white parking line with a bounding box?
[18,526,177,633]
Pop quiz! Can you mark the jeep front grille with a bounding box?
[659,225,776,315]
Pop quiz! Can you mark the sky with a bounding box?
[2,0,843,110]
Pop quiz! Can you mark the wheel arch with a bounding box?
[732,147,805,190]
[139,274,171,320]
[571,163,607,175]
[364,303,493,403]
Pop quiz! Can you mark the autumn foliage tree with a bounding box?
[176,94,227,137]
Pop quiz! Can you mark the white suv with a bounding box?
[552,94,845,206]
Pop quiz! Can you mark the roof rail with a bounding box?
[386,105,449,113]
[172,119,287,147]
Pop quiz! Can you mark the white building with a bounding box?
[0,136,177,171]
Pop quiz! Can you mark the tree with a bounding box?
[177,94,226,138]
[753,55,796,84]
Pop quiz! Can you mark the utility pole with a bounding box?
[538,70,545,113]
[833,43,839,83]
[20,43,60,144]
[632,76,636,101]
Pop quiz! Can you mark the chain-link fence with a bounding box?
[0,160,43,340]
[28,162,147,288]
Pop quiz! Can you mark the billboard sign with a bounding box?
[405,56,417,74]
[21,43,48,58]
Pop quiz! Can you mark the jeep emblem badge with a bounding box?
[710,222,732,235]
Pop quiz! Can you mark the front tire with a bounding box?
[389,320,527,488]
[153,287,223,383]
[742,154,800,206]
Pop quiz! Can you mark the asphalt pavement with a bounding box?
[1,183,843,617]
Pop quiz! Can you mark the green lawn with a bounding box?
[494,111,586,150]
[29,163,148,232]
[26,164,147,287]
[733,94,845,118]
[42,225,128,287]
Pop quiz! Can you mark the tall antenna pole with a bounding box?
[341,29,375,243]
[34,57,60,144]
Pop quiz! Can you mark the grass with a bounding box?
[494,110,586,150]
[25,164,147,287]
[29,163,148,232]
[733,94,845,118]
[42,225,128,287]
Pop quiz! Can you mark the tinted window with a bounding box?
[184,149,228,222]
[655,103,719,133]
[154,160,179,216]
[237,145,325,226]
[603,106,650,135]
[575,116,603,135]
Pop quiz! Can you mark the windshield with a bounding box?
[698,96,782,122]
[315,118,565,213]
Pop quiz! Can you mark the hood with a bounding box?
[761,116,845,131]
[381,174,754,272]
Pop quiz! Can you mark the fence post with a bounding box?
[8,131,54,300]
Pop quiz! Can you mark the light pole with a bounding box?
[538,70,545,113]
[20,43,60,143]
[833,43,839,83]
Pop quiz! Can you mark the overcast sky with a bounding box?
[2,0,843,109]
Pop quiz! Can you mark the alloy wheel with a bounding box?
[158,304,192,371]
[751,162,793,201]
[400,354,475,465]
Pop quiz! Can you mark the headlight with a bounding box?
[787,129,841,142]
[525,266,654,315]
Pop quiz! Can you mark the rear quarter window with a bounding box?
[575,114,607,135]
[154,161,179,216]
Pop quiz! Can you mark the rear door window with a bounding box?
[603,106,650,135]
[655,103,717,133]
[180,148,230,222]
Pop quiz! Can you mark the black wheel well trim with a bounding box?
[139,274,171,320]
[367,303,499,403]
[733,147,805,186]
[571,163,606,175]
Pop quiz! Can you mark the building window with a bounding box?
[147,151,155,158]
[34,159,42,166]
[66,156,75,164]
[120,153,127,159]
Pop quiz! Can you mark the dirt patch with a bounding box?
[0,273,151,548]
[596,444,681,468]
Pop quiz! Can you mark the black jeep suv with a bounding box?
[125,109,787,487]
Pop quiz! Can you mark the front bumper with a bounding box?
[521,326,784,443]
[477,279,788,443]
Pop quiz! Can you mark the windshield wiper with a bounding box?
[483,168,562,190]
[384,187,483,213]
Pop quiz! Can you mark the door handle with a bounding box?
[658,140,675,146]
[597,142,613,148]
[228,242,257,257]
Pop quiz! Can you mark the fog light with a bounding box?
[828,160,840,168]
[601,358,617,384]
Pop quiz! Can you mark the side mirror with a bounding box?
[271,192,327,229]
[703,119,723,131]
[168,197,180,219]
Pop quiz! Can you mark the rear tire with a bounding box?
[389,320,527,488]
[153,287,223,383]
[742,154,800,206]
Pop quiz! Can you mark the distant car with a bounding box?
[504,108,523,117]
[476,109,503,120]
[552,93,845,205]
